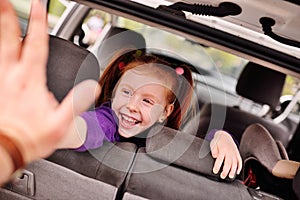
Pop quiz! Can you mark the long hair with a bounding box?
[97,49,194,130]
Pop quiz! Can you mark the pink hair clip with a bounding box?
[175,67,184,75]
[118,61,126,70]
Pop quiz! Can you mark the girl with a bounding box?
[60,49,242,179]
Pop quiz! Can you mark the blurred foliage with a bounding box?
[10,0,31,19]
[205,48,247,79]
[49,0,66,16]
[283,76,300,95]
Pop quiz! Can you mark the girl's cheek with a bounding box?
[149,104,165,121]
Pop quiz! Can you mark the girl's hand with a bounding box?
[210,130,242,179]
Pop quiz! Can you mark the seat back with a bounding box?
[96,27,146,71]
[121,125,254,200]
[47,35,100,102]
[197,62,291,147]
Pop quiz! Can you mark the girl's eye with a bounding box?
[143,98,155,105]
[121,89,131,96]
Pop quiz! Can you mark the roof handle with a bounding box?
[157,2,242,18]
[260,17,300,49]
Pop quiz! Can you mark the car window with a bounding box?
[79,9,111,46]
[48,0,68,31]
[11,0,32,37]
[13,0,67,37]
[280,76,300,122]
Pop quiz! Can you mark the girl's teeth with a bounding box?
[122,114,138,123]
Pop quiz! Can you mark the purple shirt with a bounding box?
[75,102,120,152]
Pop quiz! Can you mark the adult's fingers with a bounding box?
[0,0,22,64]
[22,0,48,79]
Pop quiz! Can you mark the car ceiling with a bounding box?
[130,0,300,59]
[163,0,300,40]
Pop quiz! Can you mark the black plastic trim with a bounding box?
[284,0,300,6]
[77,0,300,74]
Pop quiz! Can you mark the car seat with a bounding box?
[239,123,300,199]
[121,124,256,200]
[96,27,146,72]
[196,62,291,147]
[46,35,100,102]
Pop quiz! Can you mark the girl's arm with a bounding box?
[57,116,88,149]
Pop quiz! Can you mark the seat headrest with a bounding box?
[47,36,100,102]
[97,27,146,69]
[236,62,286,109]
[145,125,235,181]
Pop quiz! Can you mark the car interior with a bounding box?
[1,0,300,199]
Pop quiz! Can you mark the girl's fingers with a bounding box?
[228,156,237,179]
[210,143,219,158]
[220,155,231,179]
[0,0,22,64]
[213,150,225,174]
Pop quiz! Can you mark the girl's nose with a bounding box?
[126,96,139,112]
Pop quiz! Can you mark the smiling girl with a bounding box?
[59,49,242,179]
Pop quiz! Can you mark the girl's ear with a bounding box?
[158,104,174,123]
[165,103,174,118]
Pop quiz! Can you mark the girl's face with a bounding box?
[112,69,174,138]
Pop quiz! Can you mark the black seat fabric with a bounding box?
[47,35,100,102]
[293,167,300,199]
[123,148,252,200]
[196,62,291,147]
[47,142,137,188]
[97,27,146,71]
[236,62,286,109]
[145,125,222,179]
[120,125,253,200]
[10,159,119,200]
[197,103,290,145]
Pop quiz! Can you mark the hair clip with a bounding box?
[175,67,184,75]
[118,61,126,70]
[134,50,142,57]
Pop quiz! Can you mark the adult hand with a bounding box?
[0,0,99,167]
[210,130,242,179]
